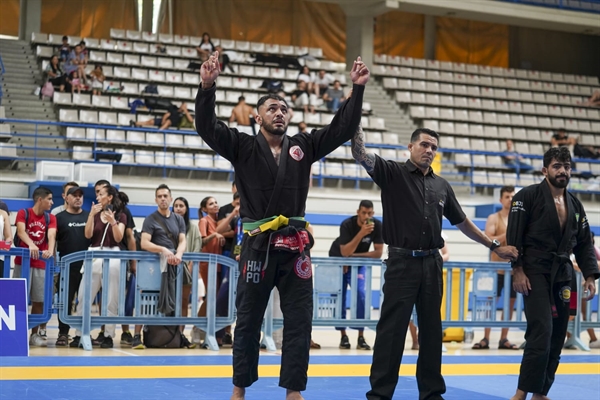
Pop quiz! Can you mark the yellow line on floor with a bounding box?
[1,363,598,381]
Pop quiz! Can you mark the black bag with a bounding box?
[143,325,183,348]
[143,84,158,94]
[144,97,173,111]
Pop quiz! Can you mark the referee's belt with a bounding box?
[243,215,309,237]
[389,247,439,257]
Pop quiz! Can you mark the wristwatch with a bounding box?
[489,239,501,251]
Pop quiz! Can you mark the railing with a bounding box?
[497,0,600,14]
[1,248,55,329]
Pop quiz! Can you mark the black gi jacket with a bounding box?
[507,179,600,283]
[195,83,365,249]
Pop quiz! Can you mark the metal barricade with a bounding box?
[59,250,238,351]
[564,271,600,351]
[0,248,56,329]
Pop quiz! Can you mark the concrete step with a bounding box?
[10,123,61,135]
[2,100,54,110]
[2,93,48,102]
[0,54,37,62]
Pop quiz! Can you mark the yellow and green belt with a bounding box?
[243,215,310,236]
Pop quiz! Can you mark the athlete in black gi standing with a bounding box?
[196,51,370,400]
[507,147,599,400]
[352,126,518,400]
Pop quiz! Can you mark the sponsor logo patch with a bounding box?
[294,256,312,279]
[289,145,304,161]
[559,286,571,303]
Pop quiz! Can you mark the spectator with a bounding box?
[134,184,192,349]
[550,128,577,148]
[79,40,89,59]
[291,80,316,114]
[230,96,257,135]
[65,44,87,85]
[297,65,313,92]
[59,35,71,63]
[582,89,600,107]
[198,196,225,346]
[503,140,533,173]
[52,181,79,215]
[54,186,90,347]
[314,69,334,97]
[70,185,126,349]
[131,103,192,131]
[322,80,347,113]
[70,71,83,94]
[0,205,12,278]
[473,186,520,350]
[196,32,215,61]
[215,45,235,73]
[329,200,383,351]
[89,64,105,96]
[298,121,308,135]
[14,186,57,347]
[217,187,240,259]
[45,55,69,93]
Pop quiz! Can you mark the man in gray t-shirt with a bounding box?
[323,80,346,112]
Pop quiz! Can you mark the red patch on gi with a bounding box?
[294,257,312,279]
[289,145,304,161]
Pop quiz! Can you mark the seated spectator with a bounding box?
[582,90,600,107]
[551,128,577,148]
[298,121,309,135]
[291,80,316,114]
[45,55,69,93]
[59,36,71,63]
[230,96,256,135]
[502,140,533,173]
[314,69,334,97]
[65,44,87,85]
[322,80,346,112]
[215,46,235,73]
[297,65,314,93]
[131,104,192,131]
[79,40,89,59]
[89,64,105,96]
[70,71,83,94]
[196,32,215,61]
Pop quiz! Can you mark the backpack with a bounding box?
[14,209,50,247]
[143,325,184,348]
[41,82,54,100]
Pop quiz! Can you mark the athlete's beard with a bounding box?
[262,120,287,136]
[548,174,570,189]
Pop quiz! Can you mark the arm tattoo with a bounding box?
[351,124,376,173]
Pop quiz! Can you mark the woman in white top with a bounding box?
[196,32,215,61]
[0,208,12,278]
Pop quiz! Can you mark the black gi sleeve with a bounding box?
[311,84,365,160]
[194,84,240,163]
[506,187,530,268]
[373,219,384,244]
[442,182,467,225]
[572,204,600,280]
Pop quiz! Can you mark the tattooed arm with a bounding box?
[351,124,376,174]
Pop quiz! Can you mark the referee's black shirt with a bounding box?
[369,156,466,250]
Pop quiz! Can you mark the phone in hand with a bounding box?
[105,204,113,212]
[367,218,373,225]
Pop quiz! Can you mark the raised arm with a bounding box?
[351,124,376,174]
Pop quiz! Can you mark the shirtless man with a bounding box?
[230,96,257,135]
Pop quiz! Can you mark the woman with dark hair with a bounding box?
[71,185,127,349]
[45,55,69,92]
[196,32,215,61]
[173,196,202,342]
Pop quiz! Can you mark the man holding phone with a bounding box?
[329,200,383,350]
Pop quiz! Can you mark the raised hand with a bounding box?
[201,51,220,89]
[350,56,370,86]
[90,202,103,216]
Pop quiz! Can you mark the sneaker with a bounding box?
[191,327,204,345]
[590,340,600,349]
[120,331,133,345]
[38,329,48,340]
[339,334,350,350]
[92,331,105,347]
[69,336,81,348]
[29,333,48,347]
[181,334,196,349]
[222,332,233,348]
[100,336,114,349]
[132,334,145,350]
[357,336,371,350]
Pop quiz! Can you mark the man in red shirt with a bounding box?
[15,186,57,347]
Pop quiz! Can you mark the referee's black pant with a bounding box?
[367,252,446,400]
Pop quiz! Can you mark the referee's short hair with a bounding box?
[410,128,439,143]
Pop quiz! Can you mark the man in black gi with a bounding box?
[507,147,598,400]
[196,51,370,400]
[351,126,518,400]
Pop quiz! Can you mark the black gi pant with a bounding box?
[367,252,446,400]
[518,273,570,395]
[56,262,83,335]
[233,244,313,391]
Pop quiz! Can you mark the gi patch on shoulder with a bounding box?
[559,286,571,303]
[289,145,304,161]
[294,256,312,279]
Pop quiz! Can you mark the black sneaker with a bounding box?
[120,331,133,345]
[339,334,351,349]
[181,334,196,349]
[69,336,81,348]
[357,336,371,350]
[222,333,233,348]
[92,331,105,347]
[132,334,145,350]
[100,336,113,349]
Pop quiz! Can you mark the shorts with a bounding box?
[153,117,163,127]
[13,264,46,303]
[497,273,517,299]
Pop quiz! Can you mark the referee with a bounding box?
[351,126,518,400]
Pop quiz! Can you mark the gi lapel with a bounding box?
[256,132,290,218]
[541,180,563,247]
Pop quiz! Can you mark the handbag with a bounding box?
[143,325,183,348]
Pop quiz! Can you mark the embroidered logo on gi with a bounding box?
[575,213,580,223]
[438,199,445,208]
[294,256,312,279]
[244,260,266,283]
[289,145,304,161]
[559,286,571,303]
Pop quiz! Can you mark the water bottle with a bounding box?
[464,317,474,344]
